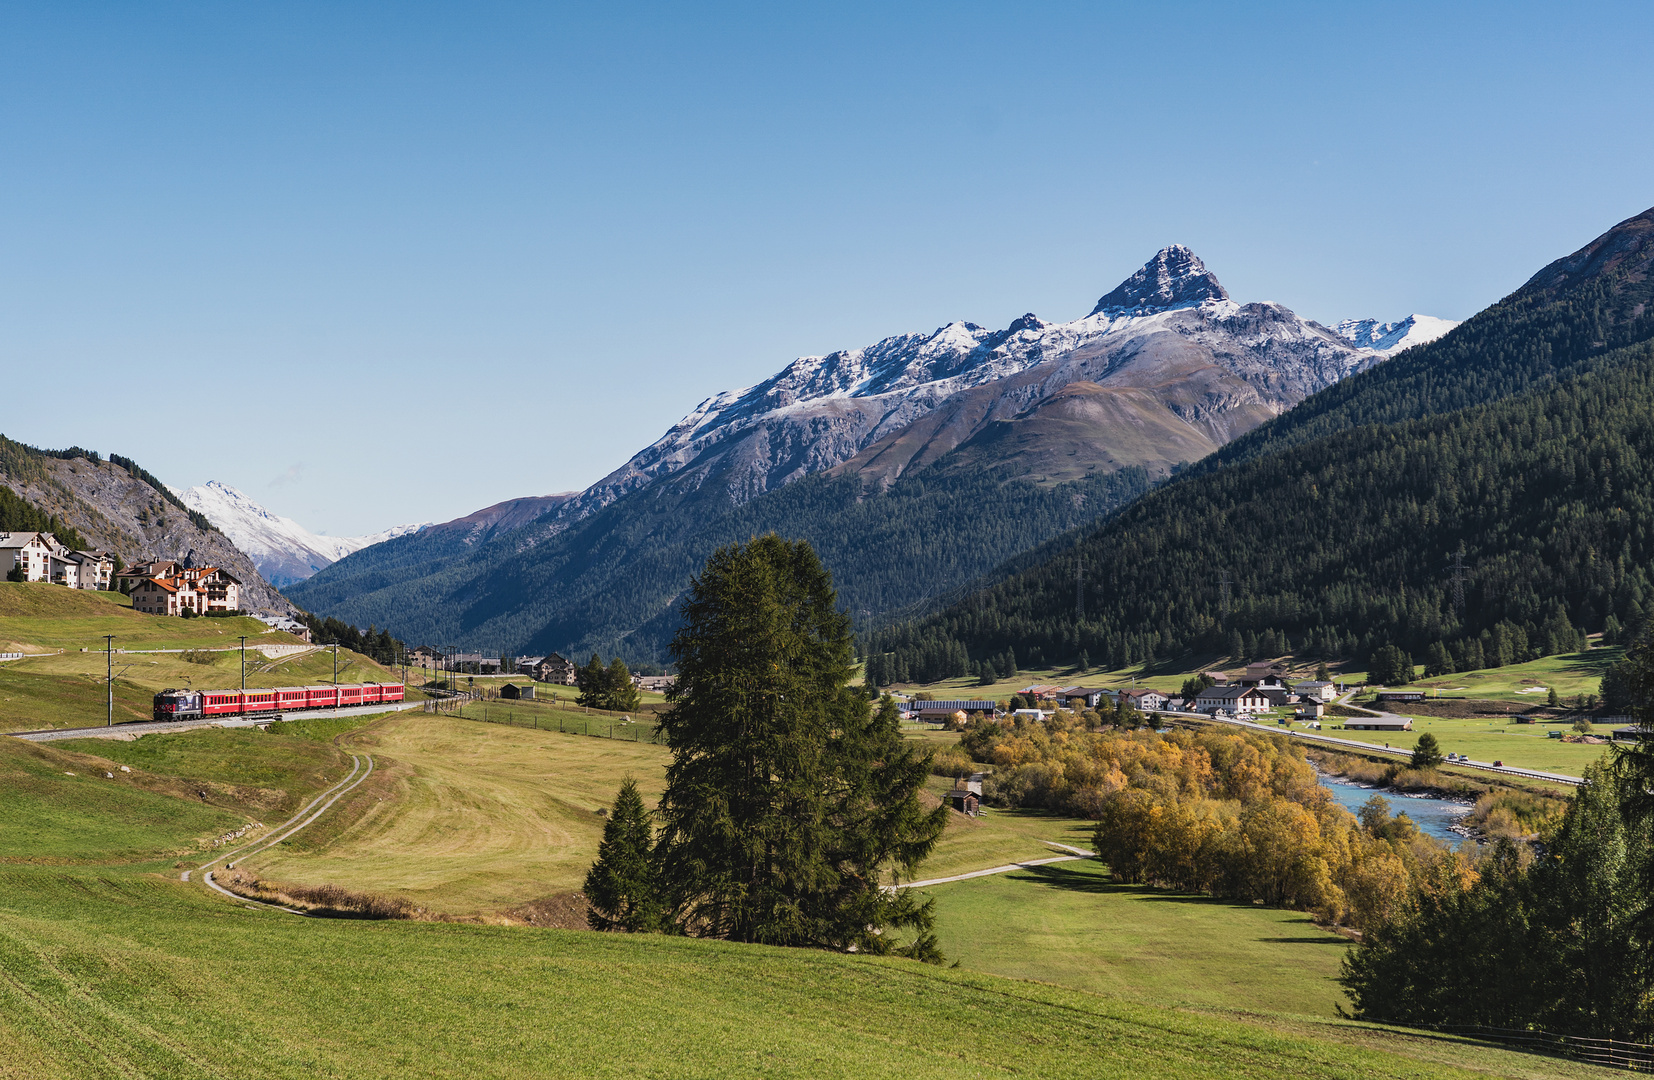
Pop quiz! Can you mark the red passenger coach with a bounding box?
[150,682,406,722]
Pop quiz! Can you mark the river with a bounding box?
[1317,774,1473,843]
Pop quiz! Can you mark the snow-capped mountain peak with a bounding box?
[173,480,429,587]
[1089,245,1229,317]
[1329,313,1459,355]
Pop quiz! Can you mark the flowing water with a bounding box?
[1317,774,1472,843]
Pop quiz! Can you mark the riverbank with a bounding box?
[1309,749,1568,841]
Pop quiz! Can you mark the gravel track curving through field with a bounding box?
[182,752,377,914]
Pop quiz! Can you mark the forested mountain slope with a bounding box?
[1204,206,1654,472]
[291,455,1154,659]
[871,204,1654,682]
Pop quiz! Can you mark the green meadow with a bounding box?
[0,675,1620,1076]
[0,583,416,733]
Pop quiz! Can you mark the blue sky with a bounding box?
[3,1,1651,534]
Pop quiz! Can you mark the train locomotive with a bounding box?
[152,683,406,722]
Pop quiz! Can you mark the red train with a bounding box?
[152,683,406,722]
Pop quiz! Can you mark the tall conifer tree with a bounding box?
[653,535,946,957]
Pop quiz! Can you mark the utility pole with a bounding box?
[105,635,115,727]
[332,642,340,685]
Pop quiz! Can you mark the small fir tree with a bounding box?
[584,778,664,932]
[1411,732,1445,770]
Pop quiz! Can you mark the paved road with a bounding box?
[1169,710,1583,787]
[185,752,378,915]
[8,701,423,743]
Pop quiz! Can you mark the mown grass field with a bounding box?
[247,713,668,912]
[0,706,1622,1077]
[1404,648,1622,704]
[1352,714,1613,776]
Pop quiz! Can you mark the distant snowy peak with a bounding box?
[173,481,429,587]
[1090,245,1229,317]
[1330,314,1459,355]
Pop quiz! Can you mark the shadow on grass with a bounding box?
[1005,862,1349,943]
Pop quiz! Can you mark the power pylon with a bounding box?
[1448,546,1469,618]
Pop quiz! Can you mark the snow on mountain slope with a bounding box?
[174,481,428,586]
[567,245,1438,515]
[1330,314,1459,355]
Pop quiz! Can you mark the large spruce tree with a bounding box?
[653,534,946,958]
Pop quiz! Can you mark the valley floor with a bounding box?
[0,707,1626,1077]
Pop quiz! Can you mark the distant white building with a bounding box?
[1,532,116,590]
[1293,680,1337,702]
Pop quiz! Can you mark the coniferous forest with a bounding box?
[871,208,1654,682]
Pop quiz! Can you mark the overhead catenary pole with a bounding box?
[105,634,115,727]
[239,635,247,692]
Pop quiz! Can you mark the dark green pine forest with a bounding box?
[289,450,1154,662]
[871,206,1654,683]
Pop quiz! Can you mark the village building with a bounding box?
[500,683,535,700]
[634,674,676,693]
[118,560,183,593]
[2,532,114,590]
[126,566,241,616]
[1293,680,1337,702]
[914,699,998,723]
[531,653,578,685]
[1345,715,1413,731]
[1195,684,1271,715]
[944,773,986,816]
[1,532,59,582]
[1241,661,1289,686]
[69,550,114,589]
[1116,687,1170,712]
[1059,687,1108,710]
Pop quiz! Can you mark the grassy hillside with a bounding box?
[6,863,1595,1080]
[0,712,1623,1078]
[0,581,294,651]
[246,714,670,913]
[0,585,413,732]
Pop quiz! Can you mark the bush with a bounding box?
[929,745,977,778]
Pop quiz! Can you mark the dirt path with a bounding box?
[182,753,377,913]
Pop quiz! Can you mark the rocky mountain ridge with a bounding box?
[556,245,1451,521]
[1330,314,1460,355]
[293,245,1460,656]
[174,481,428,587]
[0,447,291,613]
